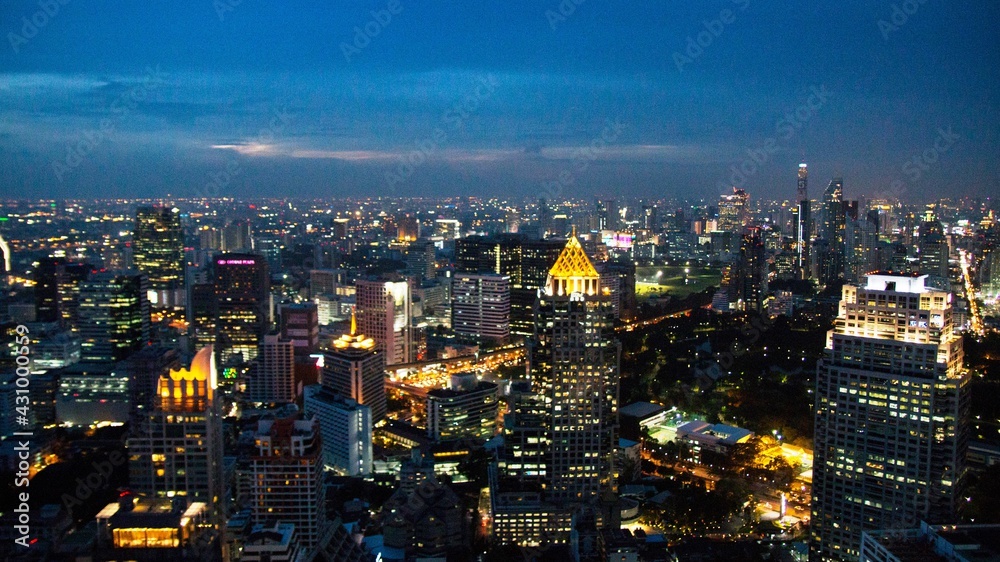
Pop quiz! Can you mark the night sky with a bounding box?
[1,1,998,202]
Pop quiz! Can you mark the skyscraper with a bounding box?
[491,233,620,546]
[279,303,319,356]
[810,274,970,561]
[918,220,950,280]
[718,187,750,235]
[451,273,511,343]
[303,386,373,476]
[426,374,499,441]
[0,233,11,279]
[78,271,150,363]
[251,413,325,553]
[321,311,387,424]
[214,253,270,365]
[133,206,185,313]
[794,163,812,279]
[249,334,296,404]
[734,228,768,313]
[34,257,91,329]
[355,278,413,366]
[821,178,847,284]
[128,346,223,514]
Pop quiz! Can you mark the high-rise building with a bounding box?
[222,219,253,252]
[321,311,386,424]
[793,163,812,278]
[491,233,620,546]
[34,257,91,329]
[435,219,461,240]
[718,187,750,234]
[596,199,619,231]
[214,253,270,365]
[251,413,325,553]
[249,334,296,404]
[641,204,658,231]
[78,271,150,363]
[397,213,420,241]
[512,238,566,335]
[303,386,373,476]
[0,233,11,279]
[734,228,768,313]
[918,220,950,280]
[810,274,970,561]
[820,178,847,284]
[118,345,181,421]
[133,206,185,312]
[309,268,342,298]
[451,273,510,343]
[279,303,319,357]
[355,278,413,366]
[128,346,223,514]
[426,373,499,441]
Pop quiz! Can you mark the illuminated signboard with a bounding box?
[217,259,257,265]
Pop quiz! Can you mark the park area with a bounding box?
[636,265,721,298]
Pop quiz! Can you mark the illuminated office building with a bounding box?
[451,273,510,343]
[127,346,223,515]
[792,163,812,279]
[251,413,325,552]
[78,271,150,363]
[426,373,499,441]
[355,278,412,366]
[810,274,970,561]
[214,253,270,365]
[249,334,296,404]
[34,257,91,330]
[717,187,750,235]
[133,206,185,313]
[303,386,373,477]
[491,233,620,546]
[321,311,386,424]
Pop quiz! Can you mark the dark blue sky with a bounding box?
[1,1,997,202]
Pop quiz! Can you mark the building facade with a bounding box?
[451,273,510,343]
[127,346,224,516]
[355,279,413,366]
[491,234,621,546]
[810,274,970,561]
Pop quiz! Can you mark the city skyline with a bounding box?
[2,2,999,200]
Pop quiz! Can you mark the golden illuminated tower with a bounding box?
[321,309,386,423]
[128,346,224,516]
[491,232,621,546]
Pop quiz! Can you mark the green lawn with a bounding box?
[636,265,720,298]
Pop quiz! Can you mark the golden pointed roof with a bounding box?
[548,234,599,280]
[333,308,375,351]
[167,345,216,384]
